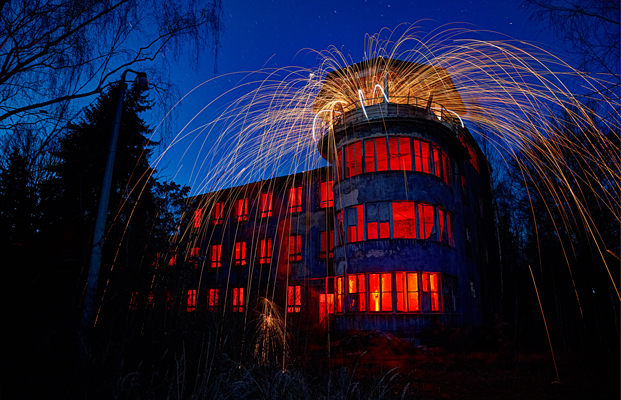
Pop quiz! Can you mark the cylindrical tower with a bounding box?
[315,58,490,335]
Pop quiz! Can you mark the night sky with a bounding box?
[156,0,562,191]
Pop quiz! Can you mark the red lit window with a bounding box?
[336,276,344,313]
[442,151,451,185]
[188,246,200,268]
[369,273,392,312]
[212,202,223,225]
[345,205,364,242]
[438,208,453,245]
[395,272,420,312]
[260,192,273,218]
[234,242,247,265]
[336,148,343,180]
[366,202,390,240]
[287,285,302,313]
[232,287,244,312]
[347,274,366,312]
[335,211,345,246]
[422,272,441,312]
[207,288,219,311]
[389,137,412,171]
[413,139,431,174]
[169,253,177,267]
[392,201,416,239]
[345,141,363,177]
[194,209,202,228]
[210,244,221,268]
[319,293,335,323]
[288,235,302,262]
[129,291,138,311]
[364,137,388,172]
[320,180,334,208]
[147,291,154,307]
[320,230,334,258]
[288,186,302,213]
[187,289,197,312]
[235,198,248,222]
[259,238,272,264]
[418,203,435,239]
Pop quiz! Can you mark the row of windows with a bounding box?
[336,201,453,245]
[336,136,451,185]
[334,271,441,313]
[193,183,334,228]
[129,288,243,313]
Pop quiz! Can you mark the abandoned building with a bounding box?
[165,58,497,340]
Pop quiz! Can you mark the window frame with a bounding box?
[288,234,302,262]
[287,285,302,313]
[235,198,248,222]
[260,192,273,218]
[288,186,302,213]
[212,202,224,225]
[259,237,272,264]
[210,244,221,268]
[234,241,247,266]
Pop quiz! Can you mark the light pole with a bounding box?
[81,70,148,328]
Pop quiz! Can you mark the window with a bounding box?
[369,273,392,312]
[319,293,335,323]
[347,274,366,312]
[396,272,420,312]
[320,180,334,208]
[438,208,453,245]
[335,211,345,246]
[194,209,202,228]
[442,151,451,185]
[345,141,362,177]
[418,203,435,239]
[288,186,302,213]
[235,198,248,222]
[364,137,388,172]
[392,202,416,239]
[210,244,221,268]
[260,192,273,218]
[212,202,223,225]
[336,276,344,313]
[232,287,244,312]
[413,139,431,174]
[422,272,441,312]
[287,285,302,313]
[169,253,177,267]
[345,205,364,242]
[336,148,343,180]
[320,230,334,258]
[389,137,412,171]
[234,242,247,265]
[366,202,390,239]
[188,246,200,268]
[259,238,272,264]
[289,235,302,262]
[207,288,219,311]
[187,289,197,312]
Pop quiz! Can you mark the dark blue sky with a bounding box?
[155,0,562,190]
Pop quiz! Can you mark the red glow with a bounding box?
[320,230,334,258]
[259,238,272,264]
[287,285,302,313]
[381,273,392,311]
[336,211,344,246]
[347,273,366,312]
[422,272,429,292]
[211,244,221,268]
[366,202,390,240]
[234,242,247,265]
[346,205,364,242]
[260,192,273,217]
[147,291,154,307]
[407,272,419,312]
[169,254,177,267]
[369,274,380,312]
[418,203,434,239]
[189,247,199,268]
[207,288,219,311]
[389,137,413,171]
[336,276,344,313]
[442,152,451,185]
[393,201,416,239]
[187,289,197,312]
[320,181,334,208]
[375,138,388,171]
[288,186,302,213]
[319,293,335,322]
[429,273,440,311]
[346,141,362,177]
[193,209,202,228]
[232,287,244,312]
[337,148,343,180]
[212,202,223,225]
[396,272,405,312]
[289,235,302,261]
[235,198,248,222]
